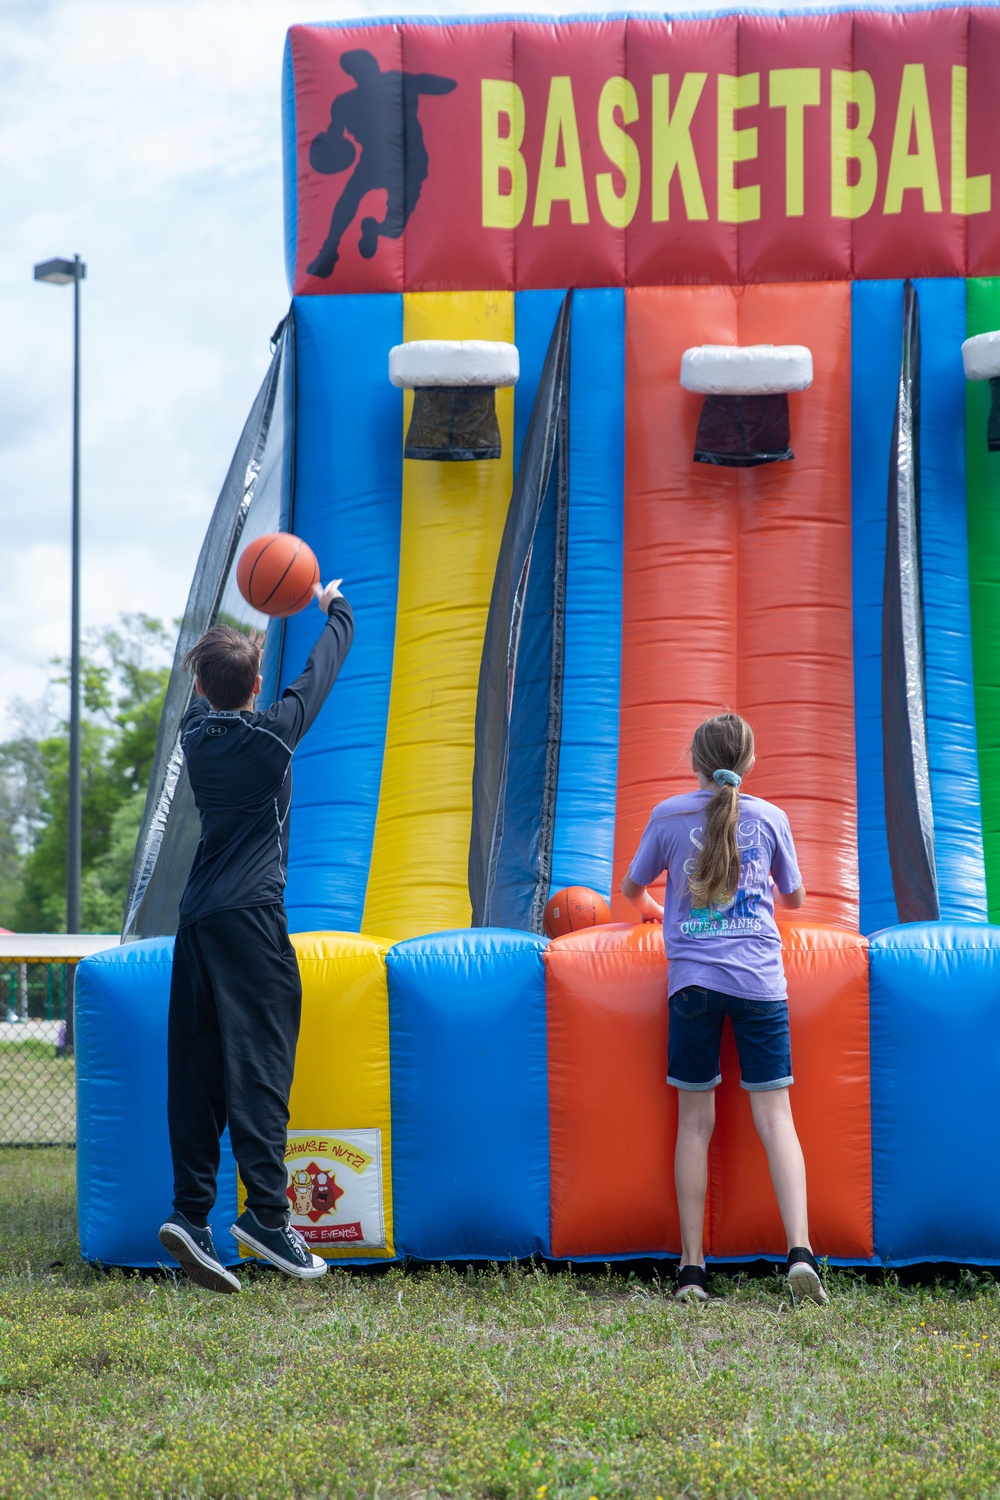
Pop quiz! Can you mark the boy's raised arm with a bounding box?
[264,581,354,748]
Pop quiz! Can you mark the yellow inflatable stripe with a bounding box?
[239,933,395,1259]
[362,290,515,938]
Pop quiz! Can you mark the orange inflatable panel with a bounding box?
[546,923,678,1259]
[616,283,857,932]
[546,921,872,1262]
[710,921,872,1261]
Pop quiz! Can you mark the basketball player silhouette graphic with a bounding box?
[306,49,457,278]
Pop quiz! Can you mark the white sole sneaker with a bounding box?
[674,1283,710,1304]
[786,1261,830,1305]
[158,1222,241,1295]
[230,1220,328,1279]
[674,1265,710,1303]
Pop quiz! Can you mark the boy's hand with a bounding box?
[314,579,344,613]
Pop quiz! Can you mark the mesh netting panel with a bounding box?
[123,316,296,940]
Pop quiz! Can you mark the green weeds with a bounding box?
[0,1150,998,1499]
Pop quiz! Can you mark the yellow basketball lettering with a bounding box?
[884,64,941,214]
[651,73,708,222]
[718,73,761,223]
[596,76,640,228]
[533,76,590,226]
[769,68,821,217]
[950,65,990,215]
[831,69,878,219]
[481,80,528,229]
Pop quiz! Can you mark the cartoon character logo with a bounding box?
[291,1169,314,1216]
[286,1161,345,1221]
[312,1171,335,1213]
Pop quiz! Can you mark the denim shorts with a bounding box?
[667,985,793,1092]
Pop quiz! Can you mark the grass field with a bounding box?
[1,1149,999,1499]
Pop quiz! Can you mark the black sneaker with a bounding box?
[786,1246,829,1305]
[674,1264,709,1303]
[230,1209,328,1279]
[158,1212,241,1294]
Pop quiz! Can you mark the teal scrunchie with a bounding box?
[712,768,742,789]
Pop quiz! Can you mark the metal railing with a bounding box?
[0,936,119,1147]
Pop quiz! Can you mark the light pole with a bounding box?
[34,255,85,1053]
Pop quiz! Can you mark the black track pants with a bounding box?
[167,905,302,1222]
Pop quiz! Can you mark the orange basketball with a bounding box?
[543,886,613,939]
[236,532,320,617]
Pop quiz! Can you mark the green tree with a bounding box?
[3,615,172,934]
[82,792,149,932]
[0,718,53,929]
[0,813,20,928]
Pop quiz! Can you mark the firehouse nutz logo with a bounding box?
[283,1129,385,1250]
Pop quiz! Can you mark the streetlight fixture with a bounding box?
[34,253,86,1052]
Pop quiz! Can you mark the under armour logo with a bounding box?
[207,725,228,737]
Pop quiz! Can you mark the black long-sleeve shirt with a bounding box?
[177,598,354,926]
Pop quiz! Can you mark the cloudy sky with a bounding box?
[0,0,912,740]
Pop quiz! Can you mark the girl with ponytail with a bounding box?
[622,713,825,1307]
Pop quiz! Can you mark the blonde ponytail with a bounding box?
[688,714,755,909]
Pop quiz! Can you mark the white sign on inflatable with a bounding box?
[282,1128,386,1252]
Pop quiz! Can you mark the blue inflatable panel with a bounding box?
[283,293,403,933]
[551,287,624,901]
[870,923,1000,1264]
[852,281,903,934]
[76,940,240,1268]
[281,35,298,294]
[914,279,988,922]
[387,929,549,1259]
[513,290,565,475]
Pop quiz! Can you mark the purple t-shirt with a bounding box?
[627,790,802,1001]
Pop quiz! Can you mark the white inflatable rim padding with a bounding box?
[962,331,1000,381]
[389,340,520,389]
[680,344,814,395]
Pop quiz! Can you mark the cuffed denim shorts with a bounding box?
[667,985,793,1092]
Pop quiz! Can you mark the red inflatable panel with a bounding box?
[287,11,1000,292]
[625,16,739,286]
[402,25,515,293]
[850,9,967,280]
[736,13,853,283]
[289,25,405,295]
[513,21,627,290]
[967,7,1000,278]
[546,921,872,1262]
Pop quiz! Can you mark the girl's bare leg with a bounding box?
[748,1087,810,1251]
[675,1089,716,1266]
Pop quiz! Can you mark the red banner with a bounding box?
[300,1220,364,1244]
[287,9,1000,293]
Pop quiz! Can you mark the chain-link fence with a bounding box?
[0,957,79,1145]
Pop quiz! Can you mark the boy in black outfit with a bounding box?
[158,579,353,1293]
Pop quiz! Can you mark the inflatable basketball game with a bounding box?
[77,5,1000,1270]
